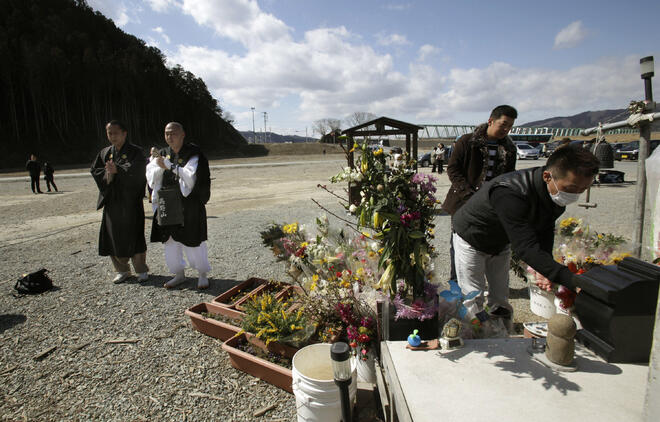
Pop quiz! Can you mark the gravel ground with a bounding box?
[0,155,651,421]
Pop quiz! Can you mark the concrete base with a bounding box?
[381,338,648,422]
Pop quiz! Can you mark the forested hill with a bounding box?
[0,0,247,169]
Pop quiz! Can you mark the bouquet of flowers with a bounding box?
[261,215,379,351]
[331,141,438,301]
[554,217,631,274]
[526,217,633,310]
[336,301,376,360]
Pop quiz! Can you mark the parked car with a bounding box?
[418,152,432,167]
[614,140,660,161]
[542,141,560,157]
[515,143,540,160]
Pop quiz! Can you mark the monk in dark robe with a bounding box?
[147,122,211,289]
[91,120,149,284]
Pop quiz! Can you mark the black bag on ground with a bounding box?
[15,268,53,294]
[156,185,184,226]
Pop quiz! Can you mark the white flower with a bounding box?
[349,204,357,213]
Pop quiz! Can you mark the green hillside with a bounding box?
[0,0,246,169]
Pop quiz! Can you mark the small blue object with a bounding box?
[407,329,422,347]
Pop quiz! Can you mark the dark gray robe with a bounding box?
[91,142,147,257]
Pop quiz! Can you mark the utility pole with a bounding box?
[262,112,268,143]
[251,107,256,143]
[633,56,655,257]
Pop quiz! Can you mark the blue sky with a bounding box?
[88,0,659,135]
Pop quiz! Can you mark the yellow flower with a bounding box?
[290,324,296,331]
[300,242,308,248]
[312,274,319,282]
[340,280,350,288]
[374,148,383,156]
[377,247,384,255]
[310,282,317,291]
[361,231,371,238]
[283,222,299,234]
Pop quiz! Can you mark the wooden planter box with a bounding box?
[185,302,243,341]
[211,278,267,308]
[222,332,293,394]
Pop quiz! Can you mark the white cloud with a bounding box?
[180,0,291,48]
[418,44,440,61]
[384,3,411,11]
[430,56,640,120]
[166,0,641,126]
[554,20,587,49]
[146,0,178,12]
[376,33,410,46]
[153,26,171,43]
[87,0,134,26]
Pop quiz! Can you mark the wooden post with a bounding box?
[412,132,418,172]
[405,133,411,158]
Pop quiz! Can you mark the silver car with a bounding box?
[516,143,540,160]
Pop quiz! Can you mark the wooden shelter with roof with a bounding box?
[342,116,424,204]
[342,116,424,166]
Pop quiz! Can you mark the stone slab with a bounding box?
[383,338,648,422]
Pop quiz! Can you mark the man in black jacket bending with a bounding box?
[452,146,599,319]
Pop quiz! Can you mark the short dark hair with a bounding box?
[490,105,518,120]
[106,120,127,132]
[546,145,600,179]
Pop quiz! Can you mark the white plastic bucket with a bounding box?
[292,343,357,422]
[528,283,556,319]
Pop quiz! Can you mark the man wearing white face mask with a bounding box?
[451,146,599,320]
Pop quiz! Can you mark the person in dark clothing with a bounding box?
[43,161,58,192]
[26,154,43,194]
[441,105,518,284]
[91,120,149,284]
[452,146,599,317]
[147,122,211,290]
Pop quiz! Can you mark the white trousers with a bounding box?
[453,232,512,315]
[164,237,211,275]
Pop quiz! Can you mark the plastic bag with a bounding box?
[646,147,660,260]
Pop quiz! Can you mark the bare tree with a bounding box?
[344,111,377,128]
[312,118,341,136]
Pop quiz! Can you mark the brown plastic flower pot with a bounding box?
[222,333,293,394]
[234,281,290,311]
[211,277,267,308]
[185,302,243,341]
[244,332,299,359]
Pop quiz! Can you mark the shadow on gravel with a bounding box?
[509,287,530,300]
[0,314,27,334]
[124,275,240,296]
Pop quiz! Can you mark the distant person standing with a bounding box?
[433,143,446,174]
[147,146,158,202]
[430,145,438,172]
[147,122,212,290]
[91,120,149,284]
[441,105,518,284]
[43,161,58,192]
[26,154,42,194]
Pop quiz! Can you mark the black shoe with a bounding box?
[47,190,52,192]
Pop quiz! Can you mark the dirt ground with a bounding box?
[0,154,650,322]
